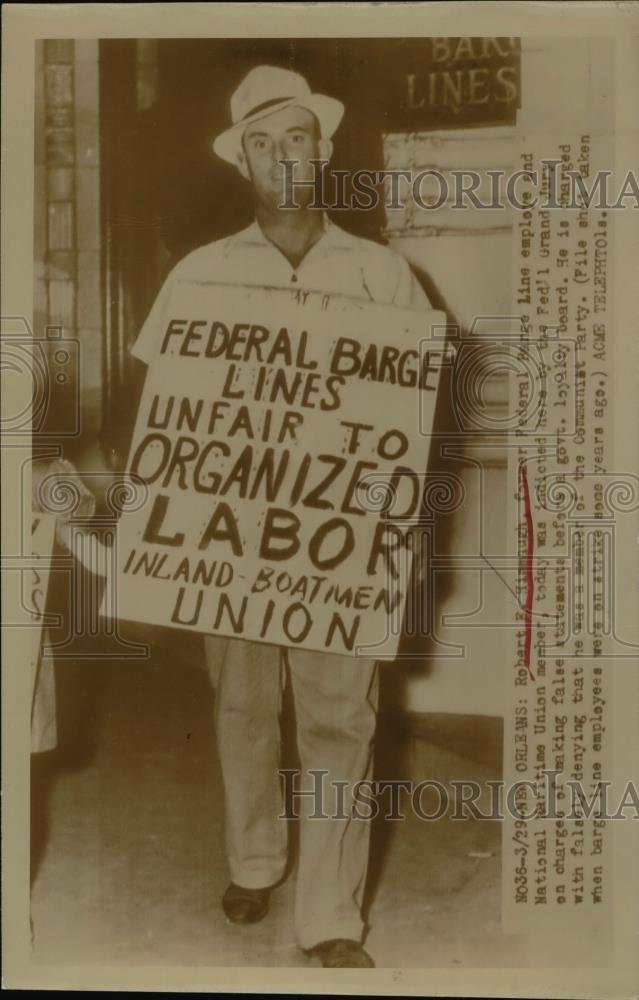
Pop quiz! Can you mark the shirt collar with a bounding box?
[233,212,347,252]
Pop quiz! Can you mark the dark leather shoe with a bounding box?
[221,882,271,924]
[309,938,375,968]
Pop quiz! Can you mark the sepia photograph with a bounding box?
[2,3,638,994]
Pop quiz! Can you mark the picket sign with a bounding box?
[104,282,446,658]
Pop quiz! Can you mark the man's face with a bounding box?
[238,105,332,209]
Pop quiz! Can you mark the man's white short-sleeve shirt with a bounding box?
[131,217,430,365]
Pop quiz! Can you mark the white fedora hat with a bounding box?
[213,65,344,165]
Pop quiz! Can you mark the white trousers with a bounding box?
[203,635,379,950]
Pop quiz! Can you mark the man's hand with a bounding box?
[32,456,97,551]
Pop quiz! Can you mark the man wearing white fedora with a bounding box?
[132,64,430,968]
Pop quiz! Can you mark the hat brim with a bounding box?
[212,94,345,165]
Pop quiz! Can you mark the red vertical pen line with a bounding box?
[519,463,536,682]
